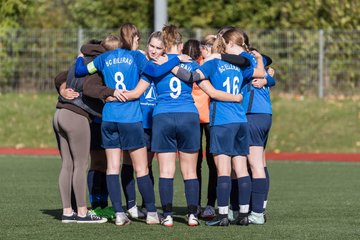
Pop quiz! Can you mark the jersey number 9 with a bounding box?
[169,77,181,99]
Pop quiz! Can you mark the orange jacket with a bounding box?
[192,57,210,123]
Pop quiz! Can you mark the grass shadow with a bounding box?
[40,209,62,220]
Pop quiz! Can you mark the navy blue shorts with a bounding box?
[101,121,146,150]
[152,112,200,153]
[143,128,152,150]
[90,121,103,150]
[210,123,249,156]
[247,114,272,148]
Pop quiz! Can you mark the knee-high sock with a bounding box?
[106,174,123,213]
[159,178,173,217]
[238,176,252,213]
[264,167,270,209]
[142,165,155,208]
[251,178,266,213]
[184,179,199,214]
[87,170,108,209]
[121,164,136,210]
[217,176,231,215]
[137,175,156,212]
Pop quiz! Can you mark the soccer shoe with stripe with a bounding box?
[231,212,249,226]
[76,210,107,224]
[248,211,265,225]
[201,205,216,220]
[205,214,229,227]
[146,212,160,225]
[186,214,200,227]
[227,209,239,222]
[127,205,146,219]
[115,212,131,226]
[61,212,77,223]
[160,215,174,227]
[93,206,116,220]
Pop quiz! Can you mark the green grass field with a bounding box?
[0,93,359,152]
[1,155,359,240]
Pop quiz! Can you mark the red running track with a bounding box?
[0,148,359,163]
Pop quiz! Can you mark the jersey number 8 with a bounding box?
[115,72,126,90]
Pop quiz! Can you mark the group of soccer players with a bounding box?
[53,22,276,227]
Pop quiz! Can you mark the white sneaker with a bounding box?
[115,212,131,226]
[160,215,173,227]
[127,205,146,219]
[228,209,239,222]
[248,211,265,225]
[146,212,160,225]
[187,214,200,227]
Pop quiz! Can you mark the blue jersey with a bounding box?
[140,82,157,129]
[240,52,274,115]
[143,54,199,116]
[92,49,148,123]
[199,59,253,126]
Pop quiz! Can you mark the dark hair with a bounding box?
[119,23,140,50]
[217,26,236,37]
[183,39,201,61]
[87,39,102,45]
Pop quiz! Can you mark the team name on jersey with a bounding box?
[180,63,193,72]
[105,57,133,67]
[218,63,240,73]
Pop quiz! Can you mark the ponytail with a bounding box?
[212,34,226,54]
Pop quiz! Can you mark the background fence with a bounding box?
[0,28,359,96]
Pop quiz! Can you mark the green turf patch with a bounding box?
[1,155,359,240]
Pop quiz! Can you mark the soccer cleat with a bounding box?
[201,205,216,220]
[187,214,200,227]
[76,211,107,223]
[61,212,77,223]
[93,206,116,220]
[160,215,174,227]
[146,212,160,225]
[127,205,146,219]
[263,210,267,223]
[248,211,265,225]
[227,209,239,222]
[115,212,131,226]
[205,214,229,227]
[232,213,249,226]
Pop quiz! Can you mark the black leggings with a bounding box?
[196,123,217,207]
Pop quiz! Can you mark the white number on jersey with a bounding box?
[223,76,240,94]
[114,72,126,90]
[169,77,181,99]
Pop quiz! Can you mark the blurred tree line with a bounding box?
[0,0,359,93]
[1,0,359,30]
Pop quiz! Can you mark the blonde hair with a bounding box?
[147,31,163,45]
[222,29,250,53]
[101,35,120,50]
[200,34,216,47]
[211,34,226,54]
[162,25,182,52]
[119,23,140,50]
